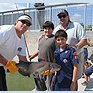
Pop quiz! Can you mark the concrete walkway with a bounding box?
[78,73,93,91]
[78,77,87,91]
[85,74,93,91]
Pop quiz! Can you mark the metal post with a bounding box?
[11,12,13,24]
[1,13,4,25]
[50,6,52,21]
[92,5,93,31]
[27,3,30,14]
[84,4,87,31]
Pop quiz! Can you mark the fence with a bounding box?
[0,3,93,31]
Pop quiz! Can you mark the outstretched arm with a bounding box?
[0,54,18,74]
[29,51,39,61]
[76,39,87,50]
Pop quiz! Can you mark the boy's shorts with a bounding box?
[84,66,93,76]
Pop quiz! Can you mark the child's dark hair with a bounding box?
[43,21,54,30]
[55,30,67,39]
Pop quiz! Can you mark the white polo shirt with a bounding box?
[53,22,87,54]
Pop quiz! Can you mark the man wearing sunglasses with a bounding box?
[53,9,87,91]
[0,14,32,90]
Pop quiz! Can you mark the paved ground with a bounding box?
[85,74,93,91]
[78,73,93,91]
[78,77,87,91]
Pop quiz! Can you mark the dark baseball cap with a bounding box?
[57,9,69,17]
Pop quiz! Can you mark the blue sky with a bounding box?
[0,0,93,12]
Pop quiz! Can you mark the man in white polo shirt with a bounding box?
[0,14,32,90]
[53,9,87,90]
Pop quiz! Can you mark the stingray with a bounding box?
[16,61,61,77]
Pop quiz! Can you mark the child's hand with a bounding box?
[70,81,77,91]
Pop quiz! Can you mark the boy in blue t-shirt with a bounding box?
[53,30,79,91]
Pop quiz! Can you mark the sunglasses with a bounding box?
[58,14,67,19]
[20,20,31,26]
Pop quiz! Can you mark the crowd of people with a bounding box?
[0,8,93,91]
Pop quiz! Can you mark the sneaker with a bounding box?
[81,81,88,86]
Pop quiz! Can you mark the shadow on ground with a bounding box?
[85,78,93,91]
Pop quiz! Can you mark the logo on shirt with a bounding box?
[65,51,68,53]
[73,52,78,59]
[17,47,22,52]
[63,59,68,63]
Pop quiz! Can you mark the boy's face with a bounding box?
[44,27,53,37]
[56,36,67,48]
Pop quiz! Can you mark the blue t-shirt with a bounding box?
[54,45,78,89]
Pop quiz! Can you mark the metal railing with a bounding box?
[0,3,93,31]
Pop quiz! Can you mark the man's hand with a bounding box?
[5,61,19,74]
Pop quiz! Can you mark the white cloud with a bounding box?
[71,13,82,22]
[0,3,15,12]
